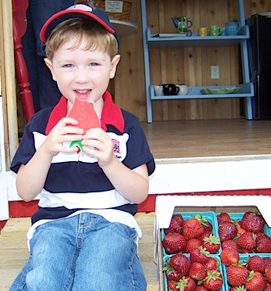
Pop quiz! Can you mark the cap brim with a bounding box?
[40,9,118,44]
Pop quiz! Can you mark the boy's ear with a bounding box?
[110,54,121,79]
[44,58,56,81]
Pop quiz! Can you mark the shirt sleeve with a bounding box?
[121,110,155,176]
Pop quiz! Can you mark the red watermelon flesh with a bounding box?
[67,98,100,133]
[67,98,100,152]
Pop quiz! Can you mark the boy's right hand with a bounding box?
[41,117,84,156]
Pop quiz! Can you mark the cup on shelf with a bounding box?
[177,84,193,95]
[219,27,226,36]
[153,85,164,96]
[162,84,180,95]
[225,21,240,35]
[198,27,208,37]
[209,25,222,36]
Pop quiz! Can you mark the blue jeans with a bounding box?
[21,0,74,111]
[10,213,147,291]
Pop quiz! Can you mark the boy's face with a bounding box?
[45,36,120,113]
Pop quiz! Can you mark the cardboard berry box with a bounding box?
[154,195,271,291]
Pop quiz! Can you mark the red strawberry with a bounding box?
[217,212,231,225]
[162,232,187,254]
[227,264,249,287]
[247,255,265,273]
[194,214,213,232]
[219,221,238,241]
[190,246,210,264]
[194,285,209,291]
[204,257,219,271]
[245,270,265,291]
[202,234,220,254]
[203,269,223,291]
[169,254,191,276]
[184,238,202,253]
[163,258,183,281]
[241,211,265,233]
[237,231,256,250]
[167,279,178,291]
[263,257,271,270]
[221,240,239,252]
[176,275,196,291]
[183,217,204,240]
[199,231,213,242]
[220,248,239,266]
[165,214,184,235]
[256,234,271,253]
[266,266,271,283]
[189,262,207,281]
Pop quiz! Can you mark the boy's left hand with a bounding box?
[81,128,115,168]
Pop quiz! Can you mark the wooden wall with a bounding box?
[114,0,271,122]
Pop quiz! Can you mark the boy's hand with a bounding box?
[42,117,84,156]
[81,128,114,168]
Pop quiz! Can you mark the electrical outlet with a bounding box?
[211,65,219,79]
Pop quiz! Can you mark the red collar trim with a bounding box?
[45,91,125,135]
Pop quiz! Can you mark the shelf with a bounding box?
[147,26,250,48]
[150,83,254,100]
[110,20,138,37]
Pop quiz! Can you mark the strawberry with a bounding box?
[203,269,223,291]
[194,214,213,232]
[163,232,187,254]
[183,217,204,240]
[227,264,249,286]
[217,212,231,225]
[190,246,209,264]
[247,255,265,273]
[204,257,219,271]
[184,238,202,253]
[220,248,239,266]
[165,214,184,235]
[263,257,271,270]
[245,270,265,291]
[202,234,220,254]
[237,232,256,251]
[169,254,191,276]
[194,285,209,291]
[163,258,183,281]
[176,276,196,291]
[199,231,213,242]
[189,262,207,281]
[256,234,271,253]
[266,266,271,283]
[221,239,239,252]
[219,221,238,241]
[167,279,178,291]
[241,211,265,233]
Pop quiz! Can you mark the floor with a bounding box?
[141,119,271,159]
[0,213,158,291]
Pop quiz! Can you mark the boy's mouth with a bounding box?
[74,89,91,99]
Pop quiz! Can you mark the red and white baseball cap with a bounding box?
[40,4,119,46]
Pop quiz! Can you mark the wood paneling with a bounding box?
[114,0,271,122]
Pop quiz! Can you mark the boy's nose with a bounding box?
[74,69,89,83]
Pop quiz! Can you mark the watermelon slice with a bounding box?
[67,98,100,152]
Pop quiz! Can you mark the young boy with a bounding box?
[10,4,155,291]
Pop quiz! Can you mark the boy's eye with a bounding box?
[63,64,73,68]
[90,62,99,66]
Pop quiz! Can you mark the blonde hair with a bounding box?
[45,18,118,60]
